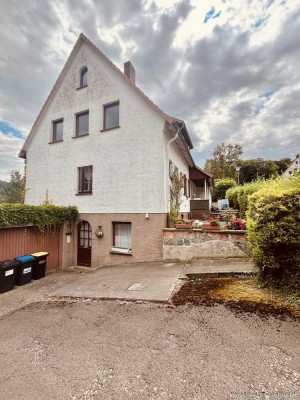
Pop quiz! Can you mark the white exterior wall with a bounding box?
[283,155,300,178]
[25,42,167,213]
[164,132,190,214]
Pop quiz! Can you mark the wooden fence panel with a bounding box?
[0,227,60,271]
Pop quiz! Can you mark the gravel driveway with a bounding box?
[0,299,299,400]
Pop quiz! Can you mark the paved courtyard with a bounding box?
[50,262,184,302]
[0,263,299,399]
[0,299,299,400]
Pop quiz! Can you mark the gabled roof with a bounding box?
[19,33,193,158]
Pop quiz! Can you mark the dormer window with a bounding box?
[79,66,88,87]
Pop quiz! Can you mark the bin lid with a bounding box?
[15,255,35,263]
[0,259,19,269]
[31,252,49,257]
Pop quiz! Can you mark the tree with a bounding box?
[204,143,243,179]
[0,180,9,203]
[3,170,25,203]
[274,158,291,174]
[239,159,278,184]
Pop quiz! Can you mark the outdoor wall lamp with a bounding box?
[145,213,149,219]
[65,223,72,244]
[95,226,104,238]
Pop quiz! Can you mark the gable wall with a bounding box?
[283,156,300,177]
[25,42,166,213]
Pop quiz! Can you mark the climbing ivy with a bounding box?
[0,204,78,232]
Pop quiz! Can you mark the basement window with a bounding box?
[112,222,132,254]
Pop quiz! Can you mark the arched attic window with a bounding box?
[79,66,88,87]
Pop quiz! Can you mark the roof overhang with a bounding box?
[166,121,194,167]
[189,166,215,188]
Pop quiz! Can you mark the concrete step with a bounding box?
[182,258,255,279]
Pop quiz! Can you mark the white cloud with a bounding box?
[0,0,299,179]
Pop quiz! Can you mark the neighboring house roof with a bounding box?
[19,33,193,159]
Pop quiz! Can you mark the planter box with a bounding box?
[201,224,221,230]
[175,224,192,229]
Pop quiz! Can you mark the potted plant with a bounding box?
[175,218,193,229]
[202,217,221,230]
[227,218,246,230]
[192,220,203,229]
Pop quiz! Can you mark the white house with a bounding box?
[19,33,213,268]
[283,154,300,178]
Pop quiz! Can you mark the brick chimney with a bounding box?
[124,61,135,84]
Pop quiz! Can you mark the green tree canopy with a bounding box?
[239,159,278,183]
[204,143,243,179]
[3,170,25,203]
[0,180,9,202]
[274,158,291,174]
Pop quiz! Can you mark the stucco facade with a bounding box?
[20,34,211,268]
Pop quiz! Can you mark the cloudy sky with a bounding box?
[0,0,300,180]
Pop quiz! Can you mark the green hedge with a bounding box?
[247,178,300,287]
[225,186,240,209]
[0,204,78,232]
[237,180,266,216]
[225,176,299,214]
[213,178,236,202]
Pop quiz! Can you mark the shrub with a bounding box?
[0,204,78,232]
[237,180,265,216]
[226,186,240,209]
[213,178,236,202]
[247,182,300,288]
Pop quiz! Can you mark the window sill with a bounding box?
[76,85,88,90]
[72,133,89,138]
[110,250,132,256]
[48,140,64,144]
[100,126,120,132]
[75,192,93,196]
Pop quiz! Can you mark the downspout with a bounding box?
[164,122,185,214]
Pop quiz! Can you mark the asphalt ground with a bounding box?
[0,299,299,400]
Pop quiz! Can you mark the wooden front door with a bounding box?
[77,221,92,267]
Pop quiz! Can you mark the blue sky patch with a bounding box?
[253,17,267,29]
[252,101,265,116]
[260,88,277,100]
[204,7,222,23]
[266,0,275,9]
[0,120,25,140]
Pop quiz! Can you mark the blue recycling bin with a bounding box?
[15,255,35,286]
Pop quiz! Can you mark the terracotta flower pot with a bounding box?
[175,224,192,229]
[201,224,221,230]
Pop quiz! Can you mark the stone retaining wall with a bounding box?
[163,229,248,262]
